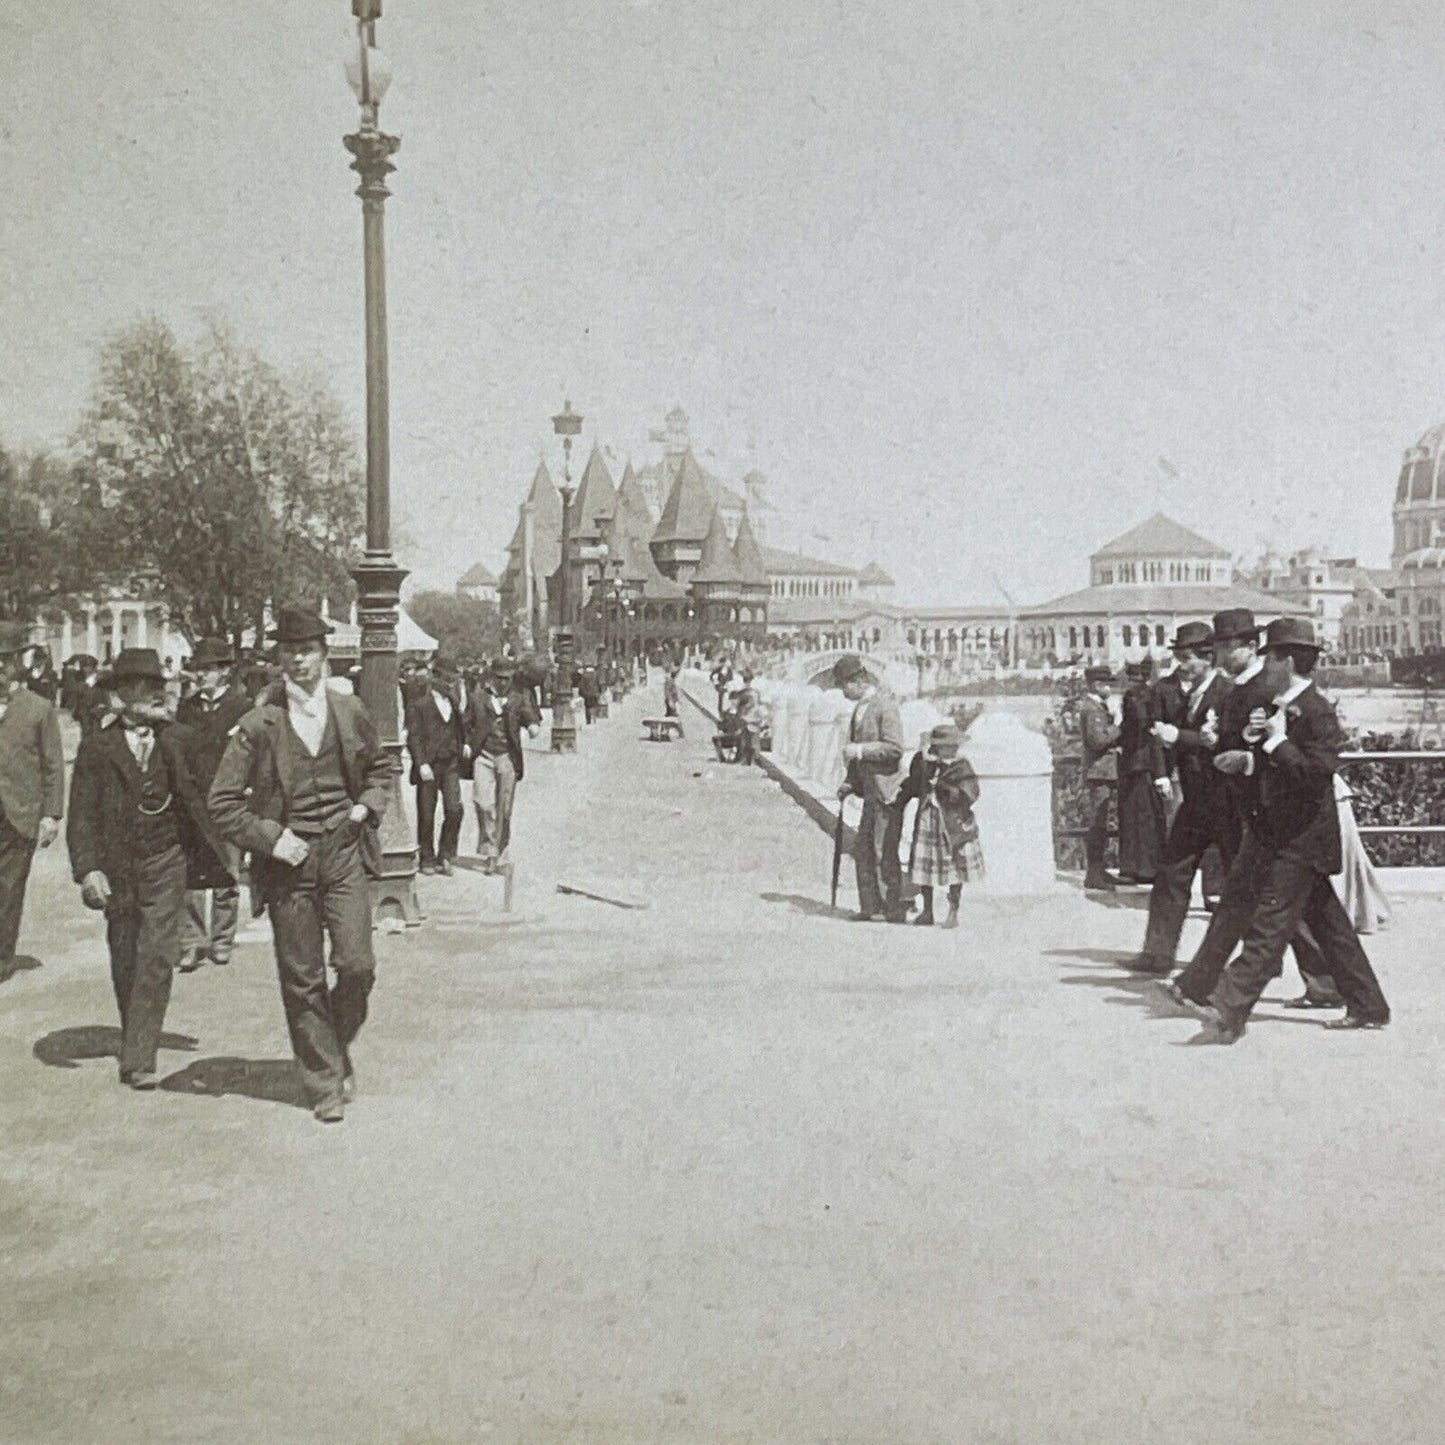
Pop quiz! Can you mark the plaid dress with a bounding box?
[907,755,986,888]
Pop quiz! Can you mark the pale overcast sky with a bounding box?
[4,1,1445,604]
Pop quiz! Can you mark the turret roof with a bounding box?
[731,508,768,585]
[691,506,744,585]
[652,449,719,544]
[568,444,616,540]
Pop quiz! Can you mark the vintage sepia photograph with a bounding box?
[2,2,1443,1441]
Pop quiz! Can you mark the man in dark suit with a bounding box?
[0,622,64,968]
[1078,664,1121,891]
[208,609,392,1123]
[465,657,542,872]
[67,648,218,1089]
[174,638,250,971]
[406,655,466,875]
[1126,621,1232,973]
[1199,618,1390,1042]
[834,655,907,922]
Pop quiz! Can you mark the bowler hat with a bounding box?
[489,655,517,679]
[1261,616,1323,652]
[104,648,166,686]
[1170,621,1214,652]
[1212,608,1258,644]
[189,637,234,669]
[267,607,333,645]
[0,620,31,657]
[929,722,962,748]
[832,655,868,686]
[1084,664,1113,684]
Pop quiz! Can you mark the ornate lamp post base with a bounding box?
[550,625,578,752]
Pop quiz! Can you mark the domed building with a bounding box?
[1391,423,1445,653]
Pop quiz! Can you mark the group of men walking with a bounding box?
[1086,608,1390,1042]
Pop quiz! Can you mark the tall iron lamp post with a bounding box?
[343,0,420,922]
[549,399,583,752]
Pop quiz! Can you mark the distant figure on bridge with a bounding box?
[663,667,684,738]
[834,655,907,924]
[901,722,984,929]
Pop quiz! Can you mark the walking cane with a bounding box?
[830,807,846,910]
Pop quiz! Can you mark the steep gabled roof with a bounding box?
[691,506,744,585]
[568,444,616,540]
[504,457,563,578]
[652,449,717,545]
[857,561,894,585]
[731,508,767,584]
[1093,513,1230,560]
[615,462,656,541]
[457,561,499,588]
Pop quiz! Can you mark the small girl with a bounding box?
[902,722,985,928]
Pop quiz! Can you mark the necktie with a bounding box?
[129,726,153,769]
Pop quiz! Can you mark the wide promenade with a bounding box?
[2,688,1443,1444]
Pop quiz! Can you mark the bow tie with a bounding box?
[126,724,154,740]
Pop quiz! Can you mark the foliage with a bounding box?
[75,317,363,646]
[0,447,98,620]
[404,590,503,663]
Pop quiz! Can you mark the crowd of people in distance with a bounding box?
[707,656,766,764]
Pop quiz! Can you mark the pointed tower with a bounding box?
[651,448,716,584]
[689,505,745,643]
[730,506,771,644]
[568,444,617,542]
[499,457,562,645]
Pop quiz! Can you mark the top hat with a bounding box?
[104,648,167,687]
[0,620,32,657]
[1212,608,1259,644]
[267,608,333,645]
[1084,664,1113,684]
[1170,620,1214,652]
[1261,616,1324,652]
[190,637,234,669]
[832,655,868,686]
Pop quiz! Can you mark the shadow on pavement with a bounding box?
[759,891,850,920]
[33,1025,200,1070]
[1044,947,1138,967]
[160,1056,308,1110]
[0,954,42,986]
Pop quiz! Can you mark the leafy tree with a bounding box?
[405,591,503,663]
[0,445,92,620]
[75,317,364,648]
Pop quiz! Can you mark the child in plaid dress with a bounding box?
[901,722,984,928]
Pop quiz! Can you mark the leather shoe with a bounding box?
[1282,993,1344,1010]
[177,950,206,974]
[1123,953,1172,976]
[849,911,880,923]
[1083,872,1118,892]
[1198,1009,1246,1045]
[128,1070,159,1090]
[912,913,935,927]
[1323,1014,1388,1031]
[314,1099,345,1123]
[1149,980,1212,1019]
[440,858,455,877]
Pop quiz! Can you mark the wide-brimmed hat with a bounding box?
[832,655,868,686]
[1170,621,1214,652]
[189,637,234,669]
[103,648,166,687]
[0,620,31,657]
[1084,664,1113,684]
[1261,617,1324,653]
[267,608,333,645]
[1212,608,1259,644]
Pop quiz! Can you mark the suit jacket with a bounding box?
[1078,694,1120,783]
[844,688,906,805]
[1152,670,1232,812]
[66,720,225,890]
[207,690,393,909]
[406,687,465,784]
[175,684,253,790]
[464,685,541,780]
[0,686,64,839]
[1239,682,1343,875]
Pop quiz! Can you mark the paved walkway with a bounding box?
[2,688,1443,1444]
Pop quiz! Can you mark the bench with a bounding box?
[643,717,682,742]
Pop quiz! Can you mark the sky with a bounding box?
[5,0,1445,606]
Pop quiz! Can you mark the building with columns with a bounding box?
[30,579,189,666]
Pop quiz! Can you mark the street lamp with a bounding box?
[342,0,419,922]
[549,398,583,752]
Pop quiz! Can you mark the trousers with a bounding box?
[416,761,463,865]
[473,751,517,861]
[1083,780,1114,879]
[1140,794,1239,964]
[180,886,241,963]
[1211,853,1390,1025]
[854,796,904,917]
[0,806,37,960]
[1174,828,1339,1004]
[265,826,375,1107]
[106,844,187,1077]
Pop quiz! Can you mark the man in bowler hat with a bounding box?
[208,609,392,1122]
[1197,618,1390,1041]
[174,637,250,970]
[406,653,466,875]
[66,648,219,1088]
[0,621,64,970]
[465,656,542,872]
[1078,664,1121,890]
[834,655,908,922]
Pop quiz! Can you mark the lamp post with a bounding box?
[550,399,583,752]
[342,0,419,923]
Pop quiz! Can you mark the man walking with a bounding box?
[407,656,465,876]
[1078,665,1121,891]
[0,622,64,971]
[465,657,541,872]
[1199,619,1390,1042]
[67,649,214,1089]
[174,637,249,971]
[834,655,907,923]
[208,609,392,1123]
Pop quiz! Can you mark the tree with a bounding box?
[0,445,92,621]
[75,317,364,648]
[405,591,503,663]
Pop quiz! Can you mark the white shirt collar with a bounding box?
[1272,676,1312,708]
[285,677,328,716]
[1234,656,1264,685]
